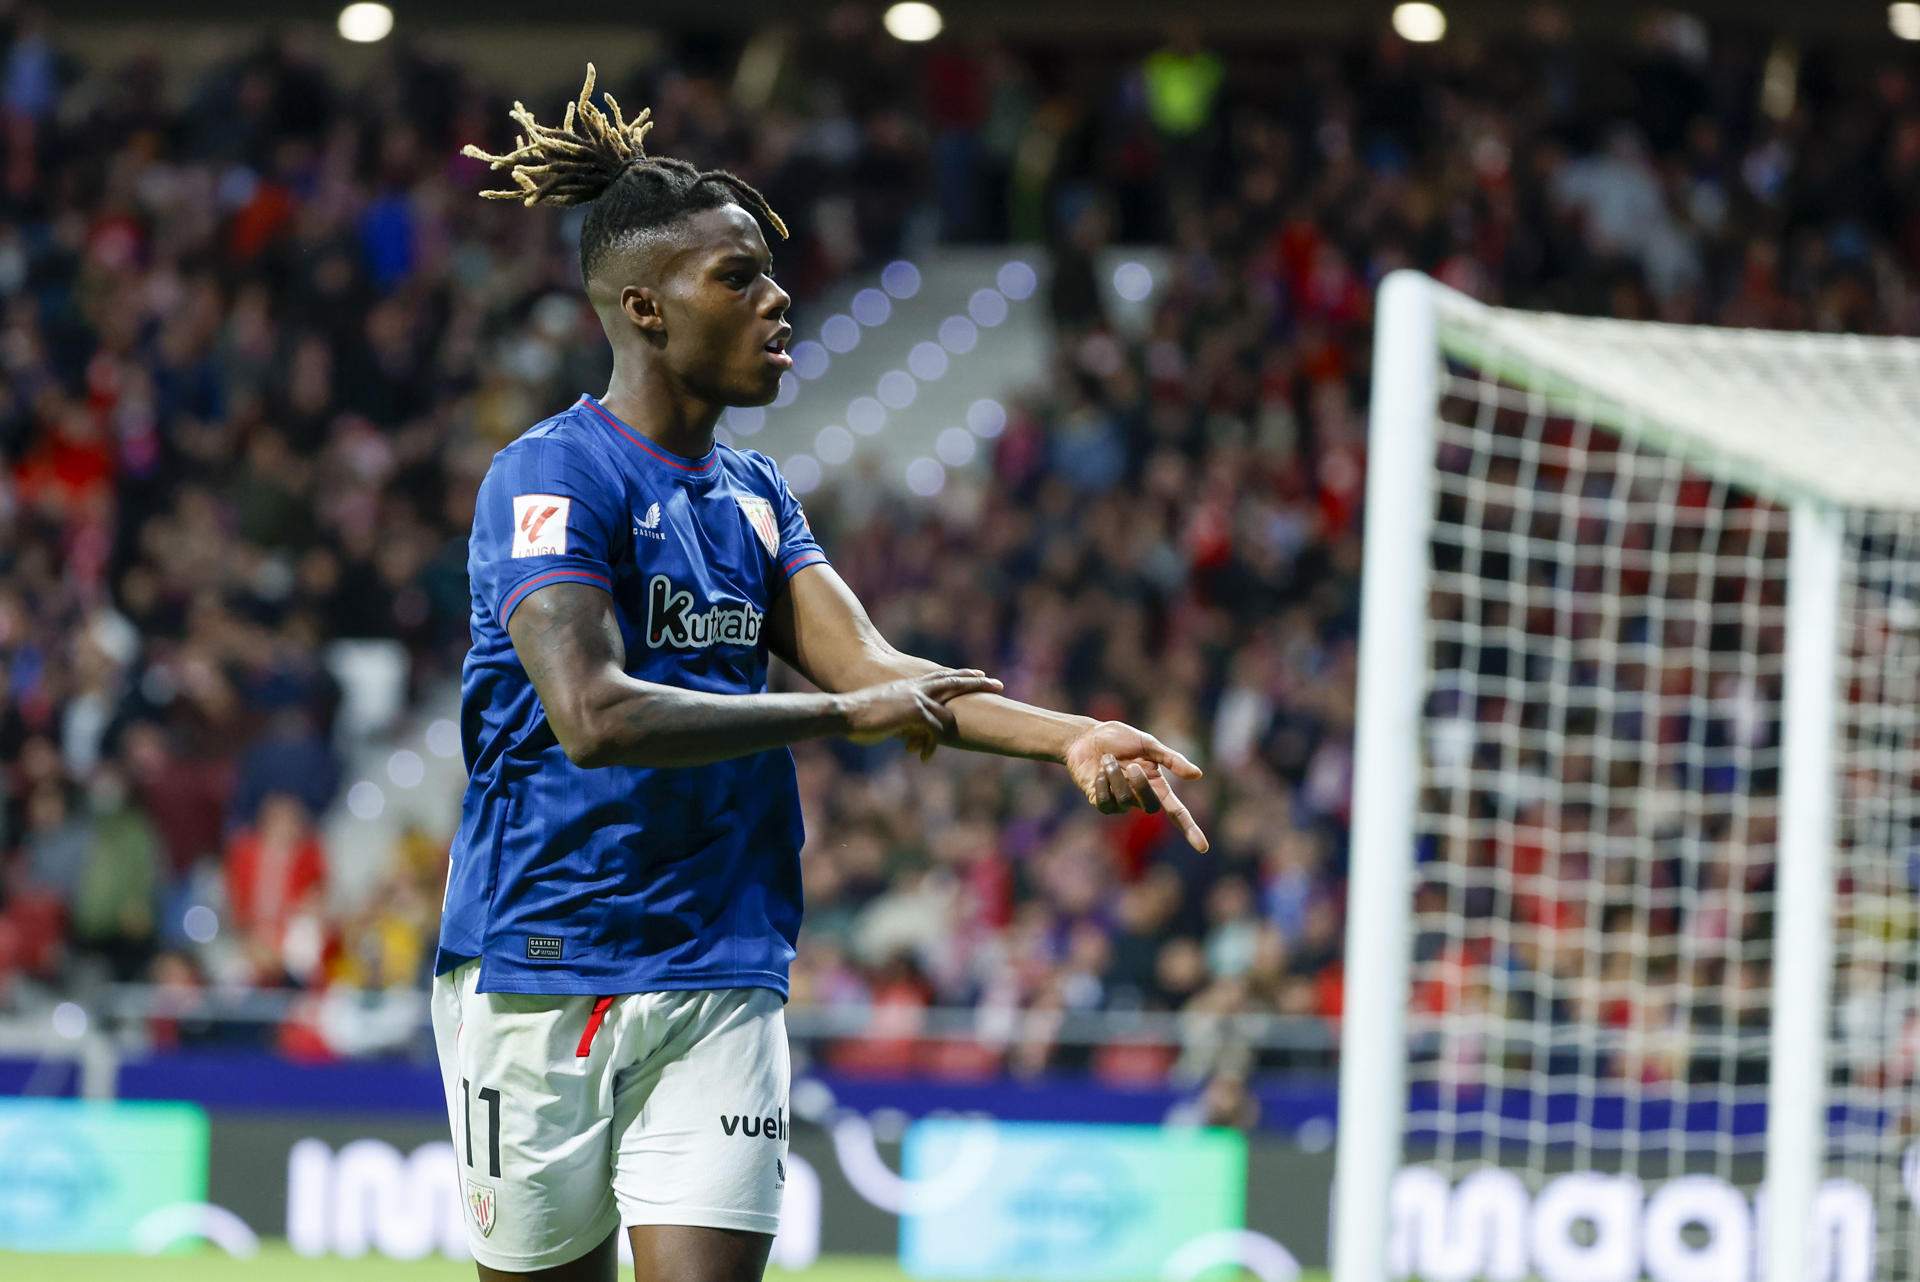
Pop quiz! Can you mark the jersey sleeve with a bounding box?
[765,460,828,582]
[471,436,621,627]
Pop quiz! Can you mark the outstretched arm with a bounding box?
[768,565,1209,850]
[508,582,999,769]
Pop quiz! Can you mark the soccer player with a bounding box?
[436,66,1209,1282]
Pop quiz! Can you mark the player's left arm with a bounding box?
[767,561,1209,851]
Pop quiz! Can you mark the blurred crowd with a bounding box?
[5,3,1920,1086]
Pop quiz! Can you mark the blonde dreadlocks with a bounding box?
[462,63,788,282]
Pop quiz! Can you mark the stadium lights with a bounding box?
[1894,3,1920,40]
[388,748,425,789]
[905,457,945,496]
[52,1002,88,1039]
[768,257,1028,493]
[782,454,823,494]
[1113,261,1154,302]
[426,718,460,758]
[883,2,943,42]
[816,425,855,465]
[1392,2,1447,42]
[936,427,976,466]
[337,2,394,42]
[183,905,219,943]
[347,780,386,819]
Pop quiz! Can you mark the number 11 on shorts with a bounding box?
[462,1077,502,1177]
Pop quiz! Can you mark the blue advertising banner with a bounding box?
[898,1120,1246,1281]
[0,1099,210,1252]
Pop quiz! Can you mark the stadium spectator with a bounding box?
[68,761,162,981]
[222,792,327,985]
[5,11,1920,1095]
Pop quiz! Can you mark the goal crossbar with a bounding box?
[1432,289,1920,513]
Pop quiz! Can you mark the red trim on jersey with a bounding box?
[580,397,719,474]
[576,995,616,1057]
[500,569,612,621]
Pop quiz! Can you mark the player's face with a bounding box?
[660,205,793,407]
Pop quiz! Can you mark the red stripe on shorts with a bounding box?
[576,996,615,1058]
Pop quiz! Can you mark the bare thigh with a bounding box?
[627,1224,772,1282]
[473,1227,619,1282]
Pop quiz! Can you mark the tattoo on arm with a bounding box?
[507,582,848,769]
[510,582,625,702]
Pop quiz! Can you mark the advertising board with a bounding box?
[0,1097,1894,1280]
[0,1099,209,1253]
[899,1121,1247,1281]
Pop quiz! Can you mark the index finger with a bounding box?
[920,673,1004,701]
[1140,735,1203,780]
[1146,768,1209,852]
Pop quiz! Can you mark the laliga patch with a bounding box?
[466,1180,497,1237]
[511,494,570,558]
[736,496,779,556]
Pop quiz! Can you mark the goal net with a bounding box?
[1333,272,1920,1282]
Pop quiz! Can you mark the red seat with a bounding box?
[6,891,67,976]
[919,1039,1004,1080]
[1093,1041,1177,1084]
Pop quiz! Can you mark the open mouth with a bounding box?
[763,332,793,370]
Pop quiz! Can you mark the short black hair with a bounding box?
[462,63,787,284]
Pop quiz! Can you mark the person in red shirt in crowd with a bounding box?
[223,791,328,984]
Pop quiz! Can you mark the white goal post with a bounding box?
[1335,271,1920,1282]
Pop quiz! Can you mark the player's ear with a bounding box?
[621,285,665,339]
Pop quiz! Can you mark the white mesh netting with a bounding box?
[1832,508,1920,1278]
[1389,295,1920,1281]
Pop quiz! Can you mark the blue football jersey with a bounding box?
[436,394,828,996]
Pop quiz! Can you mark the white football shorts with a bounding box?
[430,960,791,1272]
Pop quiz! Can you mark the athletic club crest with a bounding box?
[466,1180,496,1237]
[737,496,779,556]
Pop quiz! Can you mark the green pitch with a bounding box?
[0,1244,1333,1282]
[0,1249,909,1281]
